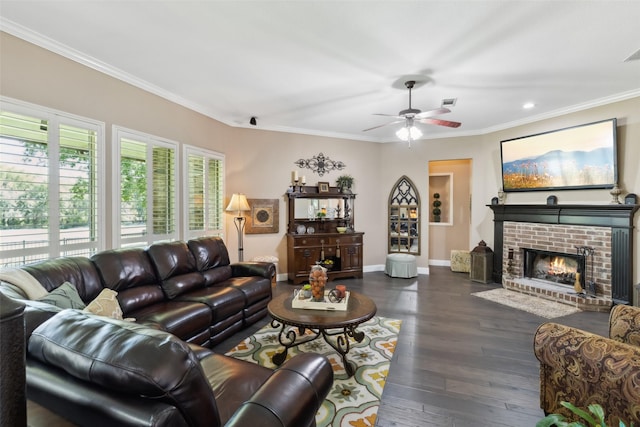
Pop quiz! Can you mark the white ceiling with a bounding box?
[2,1,640,142]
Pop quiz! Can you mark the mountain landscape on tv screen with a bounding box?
[502,147,614,189]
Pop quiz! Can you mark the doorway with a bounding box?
[428,159,472,266]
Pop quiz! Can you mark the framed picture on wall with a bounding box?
[318,182,330,193]
[246,199,279,234]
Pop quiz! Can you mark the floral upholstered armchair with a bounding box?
[533,304,640,425]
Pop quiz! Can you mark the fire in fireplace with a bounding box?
[523,249,585,288]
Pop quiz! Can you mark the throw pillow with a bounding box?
[37,282,86,309]
[84,288,123,320]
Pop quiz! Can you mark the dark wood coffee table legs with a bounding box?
[270,319,365,377]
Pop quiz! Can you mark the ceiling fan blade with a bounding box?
[362,120,404,132]
[417,118,462,128]
[414,107,451,119]
[373,113,404,119]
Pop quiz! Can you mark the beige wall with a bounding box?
[2,31,639,300]
[429,159,472,262]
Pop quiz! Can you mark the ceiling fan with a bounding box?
[363,80,461,144]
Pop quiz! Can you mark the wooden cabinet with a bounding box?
[286,185,364,285]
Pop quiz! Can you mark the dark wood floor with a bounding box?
[28,267,612,426]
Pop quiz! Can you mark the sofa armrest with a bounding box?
[609,304,640,346]
[225,353,333,427]
[534,322,640,425]
[230,262,275,281]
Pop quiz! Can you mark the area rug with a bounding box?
[225,316,402,427]
[472,288,581,319]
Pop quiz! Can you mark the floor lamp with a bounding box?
[226,193,251,261]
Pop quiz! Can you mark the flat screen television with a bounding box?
[500,118,617,192]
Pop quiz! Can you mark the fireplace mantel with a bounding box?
[488,203,639,304]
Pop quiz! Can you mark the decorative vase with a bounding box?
[309,265,327,302]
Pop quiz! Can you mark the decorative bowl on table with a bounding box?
[336,226,347,233]
[320,259,334,271]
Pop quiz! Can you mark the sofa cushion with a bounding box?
[187,237,231,271]
[83,288,123,320]
[91,247,158,291]
[37,282,86,309]
[128,301,212,343]
[28,309,220,427]
[175,286,245,322]
[23,257,103,302]
[147,241,205,299]
[227,276,272,305]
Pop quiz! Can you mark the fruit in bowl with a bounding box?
[336,226,347,233]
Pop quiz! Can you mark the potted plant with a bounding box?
[537,401,629,427]
[432,193,442,222]
[336,175,354,193]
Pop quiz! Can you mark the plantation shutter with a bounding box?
[184,146,224,239]
[115,127,178,248]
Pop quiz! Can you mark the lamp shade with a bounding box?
[396,125,423,141]
[226,193,250,215]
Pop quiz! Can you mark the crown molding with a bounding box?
[2,18,639,144]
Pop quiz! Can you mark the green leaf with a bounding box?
[536,414,568,427]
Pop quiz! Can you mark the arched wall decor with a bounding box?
[388,175,421,255]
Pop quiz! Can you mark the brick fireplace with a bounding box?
[489,204,639,312]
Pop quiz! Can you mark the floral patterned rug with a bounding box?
[225,316,402,427]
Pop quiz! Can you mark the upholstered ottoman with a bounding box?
[450,250,471,273]
[385,254,418,278]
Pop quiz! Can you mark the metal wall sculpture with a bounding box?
[294,152,345,176]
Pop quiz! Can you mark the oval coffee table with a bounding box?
[267,290,377,377]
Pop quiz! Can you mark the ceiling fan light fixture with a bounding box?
[396,125,422,141]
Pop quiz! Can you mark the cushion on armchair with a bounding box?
[28,309,220,427]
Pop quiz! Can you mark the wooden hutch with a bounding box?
[286,185,364,285]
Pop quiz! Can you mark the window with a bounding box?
[113,126,178,247]
[0,99,104,267]
[183,145,224,239]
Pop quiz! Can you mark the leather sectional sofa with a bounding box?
[533,304,640,425]
[0,236,333,426]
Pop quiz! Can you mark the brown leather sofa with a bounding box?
[1,236,334,426]
[3,236,273,346]
[533,304,640,425]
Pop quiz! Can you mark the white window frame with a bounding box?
[0,96,105,264]
[182,144,225,240]
[112,125,179,248]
